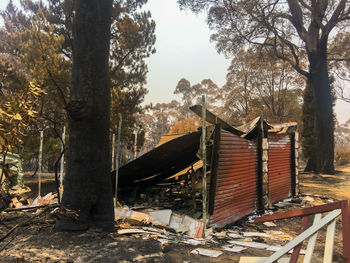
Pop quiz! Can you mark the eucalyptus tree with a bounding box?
[178,0,350,173]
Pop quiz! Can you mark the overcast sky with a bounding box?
[1,0,349,123]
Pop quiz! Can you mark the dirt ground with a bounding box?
[0,166,350,263]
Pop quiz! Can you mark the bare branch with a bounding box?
[287,0,308,42]
[322,0,347,40]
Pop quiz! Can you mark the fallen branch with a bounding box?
[0,232,17,253]
[4,204,49,212]
[0,204,60,242]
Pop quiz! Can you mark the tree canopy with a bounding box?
[0,0,156,169]
[178,0,350,173]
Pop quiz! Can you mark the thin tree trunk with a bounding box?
[308,41,335,174]
[55,0,114,231]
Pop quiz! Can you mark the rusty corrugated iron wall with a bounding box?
[268,133,292,203]
[210,130,257,227]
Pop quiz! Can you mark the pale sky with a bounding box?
[1,0,349,123]
[142,0,229,104]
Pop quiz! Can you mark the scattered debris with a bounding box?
[214,231,227,238]
[4,192,58,211]
[228,240,270,249]
[149,209,172,225]
[118,229,152,235]
[134,252,163,261]
[274,201,292,208]
[239,256,290,263]
[222,245,246,253]
[190,248,223,258]
[182,239,203,246]
[263,222,276,227]
[0,204,60,242]
[115,207,203,238]
[242,232,270,238]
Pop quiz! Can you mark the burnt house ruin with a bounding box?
[114,105,299,228]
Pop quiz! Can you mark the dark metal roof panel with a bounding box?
[190,105,244,136]
[268,134,292,203]
[116,131,201,188]
[211,130,257,227]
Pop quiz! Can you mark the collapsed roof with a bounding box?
[115,105,297,190]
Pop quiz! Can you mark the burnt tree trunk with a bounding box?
[307,38,335,174]
[55,0,114,231]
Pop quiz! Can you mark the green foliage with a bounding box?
[301,80,315,160]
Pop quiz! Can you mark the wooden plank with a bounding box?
[254,201,345,223]
[341,200,350,262]
[263,209,341,263]
[303,213,322,263]
[289,215,309,263]
[239,257,289,263]
[323,219,336,263]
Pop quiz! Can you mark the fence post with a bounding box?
[111,133,115,170]
[115,114,122,206]
[38,130,43,197]
[201,95,207,236]
[59,126,65,202]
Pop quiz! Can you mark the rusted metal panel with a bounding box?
[211,130,257,227]
[268,133,291,203]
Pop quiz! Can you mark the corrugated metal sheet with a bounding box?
[211,130,257,226]
[268,133,291,203]
[156,133,187,147]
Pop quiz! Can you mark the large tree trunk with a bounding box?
[307,40,335,174]
[55,0,114,231]
[302,80,315,172]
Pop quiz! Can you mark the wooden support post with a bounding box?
[114,114,122,206]
[38,130,43,197]
[201,94,207,236]
[289,215,309,263]
[59,126,66,202]
[323,217,336,263]
[294,131,300,195]
[111,133,115,170]
[257,123,264,213]
[302,213,321,263]
[133,130,138,160]
[257,116,269,213]
[341,200,350,262]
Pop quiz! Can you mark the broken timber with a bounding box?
[254,200,350,263]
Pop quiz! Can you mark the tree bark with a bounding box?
[55,0,114,231]
[307,39,335,174]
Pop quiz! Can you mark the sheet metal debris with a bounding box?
[115,207,203,238]
[222,245,246,253]
[190,248,223,258]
